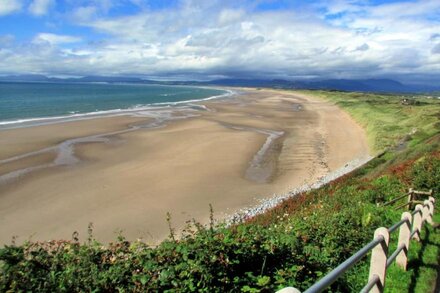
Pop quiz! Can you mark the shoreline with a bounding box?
[226,155,373,224]
[0,85,236,130]
[0,88,370,245]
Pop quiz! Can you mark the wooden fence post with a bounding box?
[423,200,431,224]
[407,188,413,211]
[429,196,435,218]
[276,287,301,293]
[368,227,389,293]
[412,204,423,242]
[396,212,412,271]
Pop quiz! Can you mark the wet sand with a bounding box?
[0,89,370,245]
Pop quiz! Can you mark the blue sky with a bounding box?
[0,0,439,83]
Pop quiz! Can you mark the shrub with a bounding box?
[410,155,440,196]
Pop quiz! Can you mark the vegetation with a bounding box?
[1,91,439,292]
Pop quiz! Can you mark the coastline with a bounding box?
[0,84,235,130]
[0,88,370,245]
[226,155,373,223]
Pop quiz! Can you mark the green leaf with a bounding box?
[140,276,148,285]
[257,276,270,287]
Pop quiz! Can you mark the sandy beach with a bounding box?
[0,89,369,245]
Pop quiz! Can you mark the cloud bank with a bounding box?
[0,0,439,83]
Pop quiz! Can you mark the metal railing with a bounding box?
[277,190,436,293]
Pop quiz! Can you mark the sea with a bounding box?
[0,82,229,129]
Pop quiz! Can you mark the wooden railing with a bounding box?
[277,190,436,293]
[383,188,433,210]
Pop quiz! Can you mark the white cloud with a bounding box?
[33,33,82,45]
[0,0,22,16]
[70,6,98,22]
[368,0,440,18]
[218,9,245,26]
[29,0,54,16]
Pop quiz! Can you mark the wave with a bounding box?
[0,88,235,128]
[152,89,234,106]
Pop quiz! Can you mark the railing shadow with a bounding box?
[407,226,440,292]
[433,224,440,293]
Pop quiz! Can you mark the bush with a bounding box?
[411,155,440,196]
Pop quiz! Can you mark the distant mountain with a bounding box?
[201,78,286,87]
[0,74,147,84]
[0,74,438,93]
[303,79,406,92]
[201,78,439,93]
[0,74,51,82]
[68,76,147,83]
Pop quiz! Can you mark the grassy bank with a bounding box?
[1,90,439,292]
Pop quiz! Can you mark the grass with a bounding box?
[385,213,440,293]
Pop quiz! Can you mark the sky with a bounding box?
[0,0,439,83]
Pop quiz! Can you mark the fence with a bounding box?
[383,188,433,211]
[277,190,436,293]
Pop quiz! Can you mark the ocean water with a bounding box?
[0,82,228,127]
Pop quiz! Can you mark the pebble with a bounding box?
[225,156,374,224]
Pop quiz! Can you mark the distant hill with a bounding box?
[202,78,439,93]
[0,74,438,93]
[301,78,406,92]
[66,76,148,83]
[0,74,147,84]
[0,74,52,82]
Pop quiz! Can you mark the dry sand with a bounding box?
[0,89,369,245]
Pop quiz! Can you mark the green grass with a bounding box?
[385,213,440,293]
